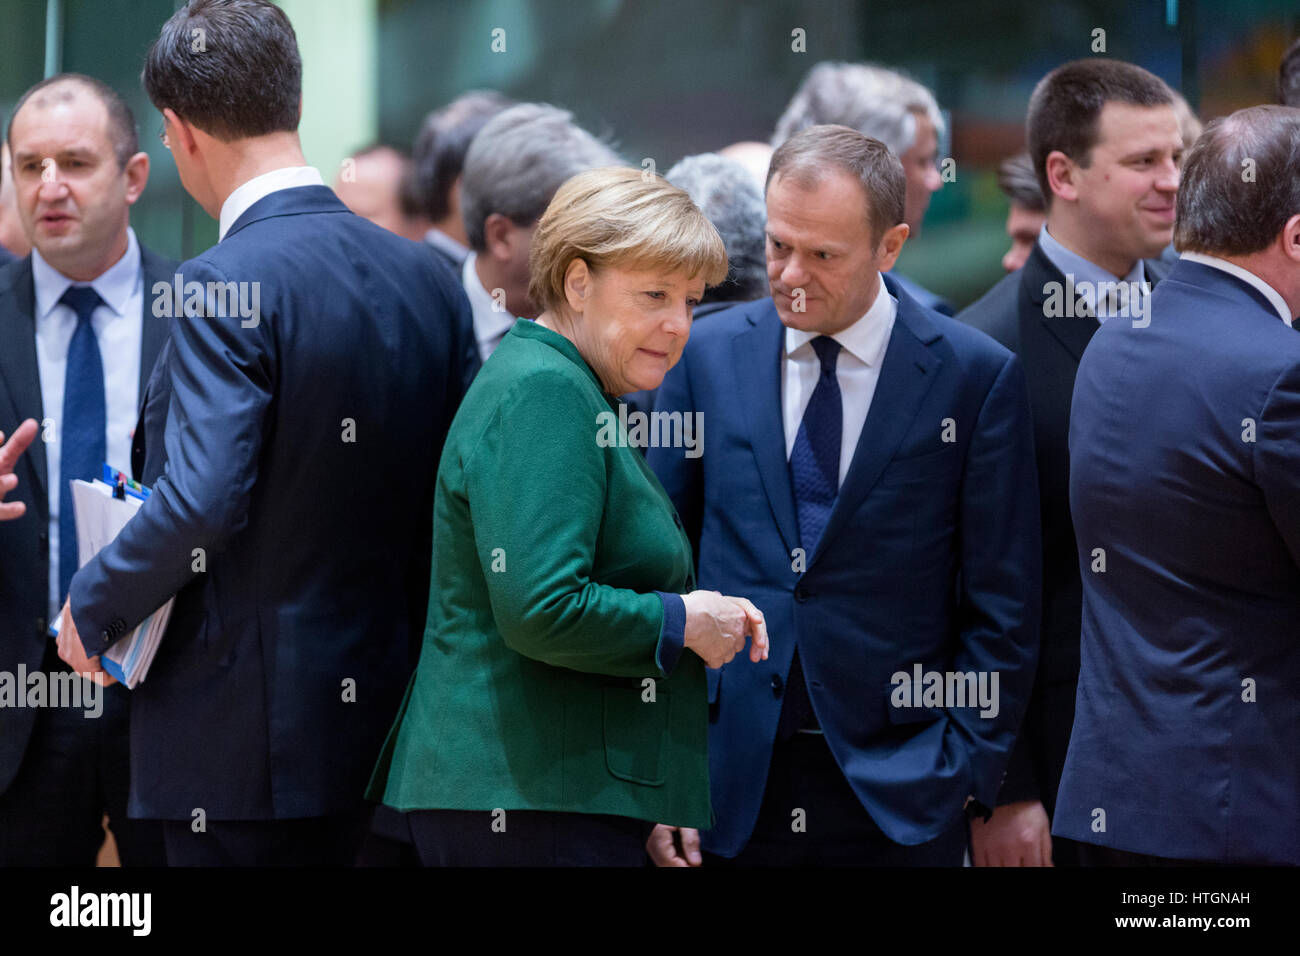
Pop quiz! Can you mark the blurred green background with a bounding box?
[3,0,1298,308]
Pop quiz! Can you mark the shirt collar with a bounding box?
[219,166,324,241]
[462,251,518,339]
[1180,252,1293,325]
[32,226,141,322]
[425,227,469,264]
[784,273,896,366]
[1038,223,1147,308]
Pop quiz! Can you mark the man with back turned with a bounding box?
[57,0,478,865]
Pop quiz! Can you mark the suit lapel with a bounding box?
[1021,243,1098,364]
[811,280,942,565]
[0,259,48,506]
[733,301,800,555]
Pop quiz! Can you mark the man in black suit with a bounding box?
[57,0,478,866]
[958,58,1182,866]
[0,73,174,865]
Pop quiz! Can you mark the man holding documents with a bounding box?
[0,74,172,865]
[59,0,478,865]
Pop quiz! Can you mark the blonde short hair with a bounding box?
[528,166,728,315]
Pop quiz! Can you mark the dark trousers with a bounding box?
[707,732,968,866]
[1076,842,1227,867]
[407,808,651,866]
[0,648,164,866]
[162,809,371,866]
[354,803,420,867]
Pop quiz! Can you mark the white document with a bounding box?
[69,479,172,688]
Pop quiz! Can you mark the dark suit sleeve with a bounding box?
[70,259,274,656]
[994,684,1042,805]
[950,352,1043,808]
[647,347,703,555]
[1254,361,1300,565]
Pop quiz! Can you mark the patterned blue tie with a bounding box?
[780,335,842,738]
[790,335,842,550]
[58,285,106,603]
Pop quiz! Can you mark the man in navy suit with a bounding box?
[57,0,478,865]
[958,59,1181,866]
[1056,105,1300,866]
[0,74,173,866]
[646,125,1041,866]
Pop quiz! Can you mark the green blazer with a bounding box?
[368,319,711,829]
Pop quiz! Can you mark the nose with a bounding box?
[1155,156,1180,193]
[776,254,810,292]
[37,160,70,200]
[925,163,943,192]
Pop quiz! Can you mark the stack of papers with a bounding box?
[68,478,172,688]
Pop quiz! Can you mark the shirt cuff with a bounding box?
[653,591,686,677]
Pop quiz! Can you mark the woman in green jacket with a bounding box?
[369,166,768,865]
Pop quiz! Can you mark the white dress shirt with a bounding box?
[32,227,144,621]
[1037,223,1147,323]
[218,166,325,241]
[782,276,897,487]
[1179,252,1292,325]
[462,252,519,363]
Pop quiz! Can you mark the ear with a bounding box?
[123,151,150,205]
[562,258,592,314]
[1281,213,1300,265]
[482,213,517,263]
[1044,150,1079,204]
[164,108,199,159]
[875,222,911,272]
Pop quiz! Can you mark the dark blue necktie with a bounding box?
[58,285,106,603]
[780,335,842,738]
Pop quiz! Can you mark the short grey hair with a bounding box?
[771,61,945,156]
[460,103,622,251]
[1174,105,1300,257]
[666,153,768,304]
[997,153,1045,211]
[767,124,905,246]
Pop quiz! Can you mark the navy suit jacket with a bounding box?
[68,186,479,820]
[1055,259,1300,864]
[958,244,1168,809]
[0,245,15,269]
[0,244,175,795]
[649,275,1041,854]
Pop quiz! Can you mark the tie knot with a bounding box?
[810,335,840,376]
[60,285,104,325]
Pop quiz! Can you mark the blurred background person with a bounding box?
[665,153,768,315]
[772,61,952,314]
[996,153,1045,274]
[1279,35,1300,107]
[369,166,768,866]
[0,72,174,866]
[332,142,430,241]
[403,90,514,276]
[0,143,31,263]
[717,140,772,191]
[959,58,1180,866]
[1057,105,1300,866]
[620,151,769,418]
[457,102,621,362]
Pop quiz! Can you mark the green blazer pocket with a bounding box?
[603,684,670,786]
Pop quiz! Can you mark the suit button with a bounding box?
[38,531,48,543]
[794,586,808,602]
[36,617,47,636]
[101,629,112,641]
[771,674,784,697]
